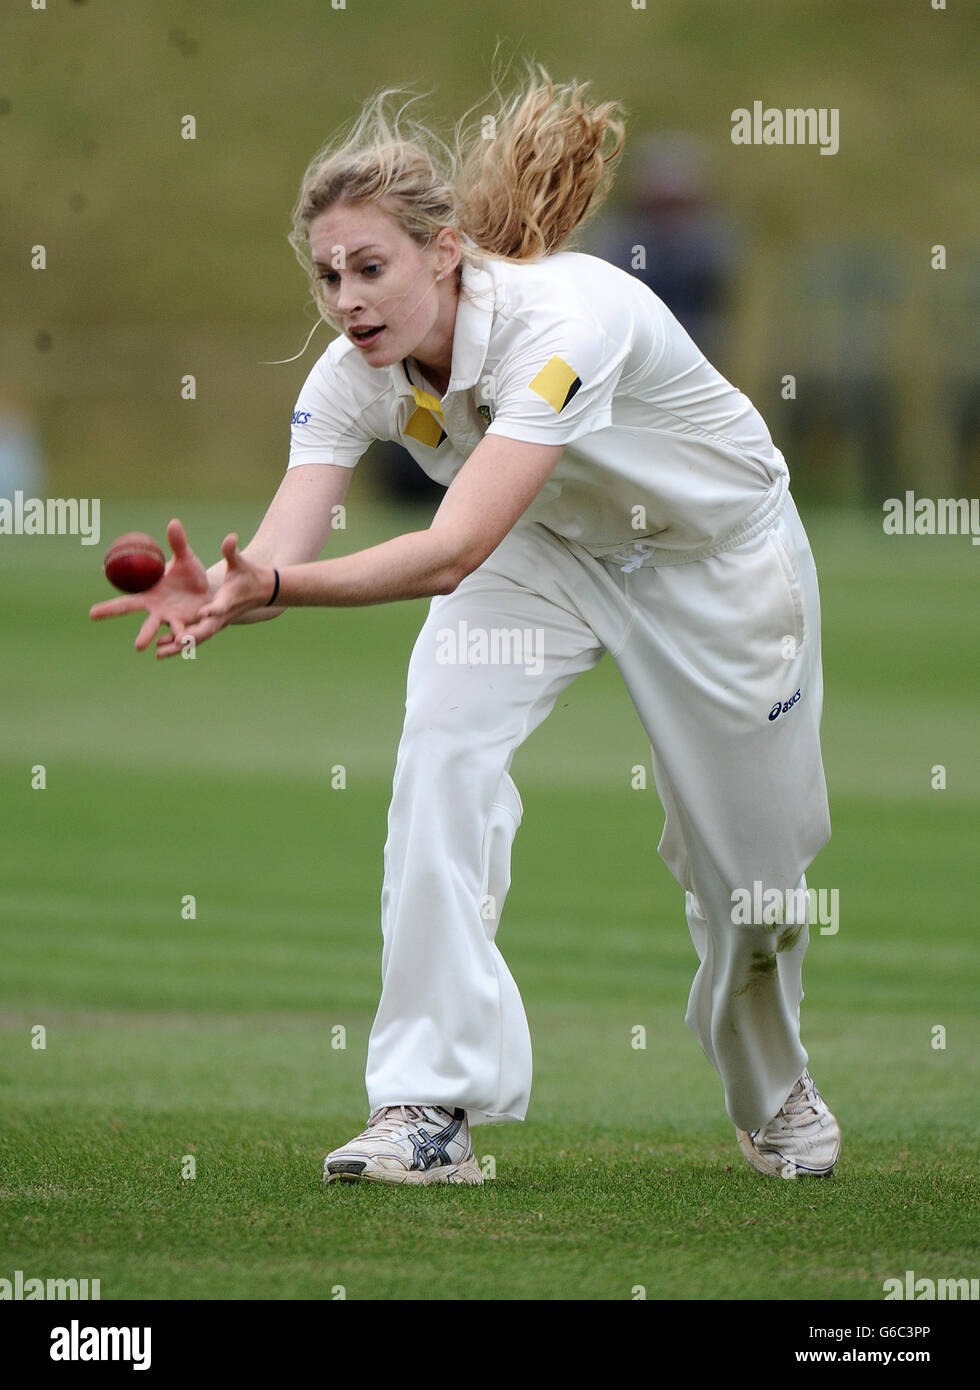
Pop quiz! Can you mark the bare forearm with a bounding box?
[204,463,354,622]
[278,529,462,607]
[199,439,564,628]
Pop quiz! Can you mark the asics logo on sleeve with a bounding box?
[769,688,802,721]
[291,410,312,425]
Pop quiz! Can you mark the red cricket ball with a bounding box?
[103,532,166,593]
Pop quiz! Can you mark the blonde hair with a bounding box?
[287,62,626,333]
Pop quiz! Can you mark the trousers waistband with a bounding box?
[595,473,789,572]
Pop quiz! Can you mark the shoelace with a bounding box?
[774,1072,823,1129]
[365,1104,448,1136]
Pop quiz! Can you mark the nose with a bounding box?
[335,275,365,317]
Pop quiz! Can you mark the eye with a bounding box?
[316,262,382,285]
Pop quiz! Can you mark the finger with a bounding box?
[220,532,241,568]
[134,613,164,650]
[159,613,218,646]
[150,613,187,654]
[154,629,187,659]
[90,594,148,620]
[155,614,222,659]
[155,628,183,658]
[166,517,191,560]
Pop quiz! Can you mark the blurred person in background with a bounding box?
[584,131,738,372]
[0,386,46,501]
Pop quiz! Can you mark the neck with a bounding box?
[411,284,460,398]
[416,364,450,397]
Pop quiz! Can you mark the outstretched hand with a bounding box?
[197,534,277,627]
[89,518,223,658]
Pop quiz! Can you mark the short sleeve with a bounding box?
[484,311,632,448]
[286,346,377,470]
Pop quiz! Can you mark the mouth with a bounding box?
[349,325,386,348]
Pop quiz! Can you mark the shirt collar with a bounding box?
[391,255,497,401]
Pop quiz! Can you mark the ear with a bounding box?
[433,227,462,280]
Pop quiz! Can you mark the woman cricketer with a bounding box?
[91,69,840,1185]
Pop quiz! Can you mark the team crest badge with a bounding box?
[477,404,492,426]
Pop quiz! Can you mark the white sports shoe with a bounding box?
[323,1105,484,1185]
[736,1069,841,1178]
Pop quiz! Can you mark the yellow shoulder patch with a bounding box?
[528,355,582,413]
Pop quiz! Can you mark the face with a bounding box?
[308,202,459,377]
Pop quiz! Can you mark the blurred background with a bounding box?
[1,0,976,506]
[1,0,978,1301]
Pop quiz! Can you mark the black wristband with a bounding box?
[266,568,281,607]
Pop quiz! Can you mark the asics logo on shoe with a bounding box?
[411,1110,464,1170]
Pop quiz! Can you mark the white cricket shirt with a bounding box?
[287,252,789,563]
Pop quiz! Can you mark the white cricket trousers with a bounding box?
[366,486,831,1132]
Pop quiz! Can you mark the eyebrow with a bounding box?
[312,243,384,269]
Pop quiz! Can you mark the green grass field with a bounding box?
[1,500,978,1301]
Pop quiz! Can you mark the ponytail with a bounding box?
[456,65,626,261]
